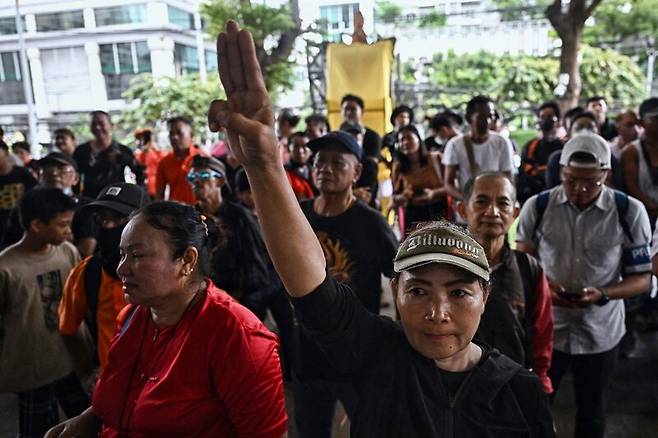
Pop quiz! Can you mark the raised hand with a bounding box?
[208,21,278,169]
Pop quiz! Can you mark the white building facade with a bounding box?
[0,0,216,142]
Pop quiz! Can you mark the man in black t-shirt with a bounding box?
[73,111,144,198]
[517,101,564,204]
[1,152,97,256]
[0,140,37,248]
[293,131,398,438]
[341,94,381,160]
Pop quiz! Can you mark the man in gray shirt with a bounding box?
[516,132,651,438]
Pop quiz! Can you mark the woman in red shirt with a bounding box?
[46,202,287,437]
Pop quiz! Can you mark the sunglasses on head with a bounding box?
[187,170,222,182]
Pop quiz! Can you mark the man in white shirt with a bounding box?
[442,95,515,198]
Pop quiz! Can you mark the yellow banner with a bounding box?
[326,39,395,136]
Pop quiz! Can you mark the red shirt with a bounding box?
[135,148,166,197]
[285,170,315,201]
[92,282,287,437]
[155,147,204,204]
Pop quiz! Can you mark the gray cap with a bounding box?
[559,131,611,170]
[394,223,490,281]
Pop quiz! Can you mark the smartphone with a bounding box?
[558,290,583,301]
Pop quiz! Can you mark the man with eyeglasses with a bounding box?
[290,131,398,438]
[516,131,651,438]
[1,152,97,257]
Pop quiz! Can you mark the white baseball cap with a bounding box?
[559,131,611,170]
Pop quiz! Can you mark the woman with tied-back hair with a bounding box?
[46,201,287,437]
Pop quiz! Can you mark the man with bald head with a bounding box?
[459,172,553,394]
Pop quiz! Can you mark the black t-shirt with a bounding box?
[355,158,379,208]
[74,140,144,198]
[363,127,381,160]
[0,166,37,247]
[205,200,271,304]
[300,198,397,313]
[292,274,555,438]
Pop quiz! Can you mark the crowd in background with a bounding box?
[1,87,658,437]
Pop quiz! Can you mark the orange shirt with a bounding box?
[135,148,166,197]
[58,256,127,369]
[155,147,205,204]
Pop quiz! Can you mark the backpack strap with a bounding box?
[428,151,444,185]
[514,250,542,369]
[532,190,552,242]
[613,190,633,243]
[83,255,103,346]
[462,135,480,177]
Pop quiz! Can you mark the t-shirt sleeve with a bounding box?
[622,198,652,275]
[652,218,658,259]
[516,195,539,249]
[58,258,89,335]
[292,272,393,375]
[441,137,460,166]
[499,138,515,172]
[211,321,287,438]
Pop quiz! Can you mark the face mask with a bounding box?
[96,223,126,279]
[539,118,556,133]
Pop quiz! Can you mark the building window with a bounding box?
[174,43,199,75]
[168,6,194,30]
[205,50,217,72]
[95,4,146,27]
[99,41,151,99]
[0,16,27,35]
[0,51,26,104]
[320,3,359,41]
[35,10,85,32]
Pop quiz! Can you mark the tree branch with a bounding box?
[585,0,604,18]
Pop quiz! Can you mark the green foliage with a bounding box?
[376,1,402,24]
[201,0,297,96]
[403,46,644,120]
[584,0,658,46]
[419,11,447,28]
[118,74,224,141]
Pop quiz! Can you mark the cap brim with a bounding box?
[308,136,359,158]
[81,200,134,216]
[394,253,490,281]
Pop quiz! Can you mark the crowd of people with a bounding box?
[0,21,657,438]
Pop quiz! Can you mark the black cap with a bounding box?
[191,155,226,177]
[83,183,150,216]
[390,105,414,125]
[38,152,78,171]
[307,131,363,160]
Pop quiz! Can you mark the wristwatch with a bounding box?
[596,287,611,306]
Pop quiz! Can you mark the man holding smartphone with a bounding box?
[516,131,651,438]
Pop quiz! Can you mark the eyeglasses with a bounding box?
[187,170,222,182]
[562,175,603,191]
[40,166,75,177]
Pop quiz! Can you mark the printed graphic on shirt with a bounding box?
[0,183,25,210]
[37,270,64,331]
[317,231,354,284]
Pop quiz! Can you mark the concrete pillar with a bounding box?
[84,42,109,110]
[83,7,96,29]
[26,47,51,119]
[148,36,176,78]
[147,1,168,26]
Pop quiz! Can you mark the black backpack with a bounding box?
[532,188,633,243]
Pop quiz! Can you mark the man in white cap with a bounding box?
[516,131,652,438]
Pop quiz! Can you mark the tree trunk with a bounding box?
[545,0,603,113]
